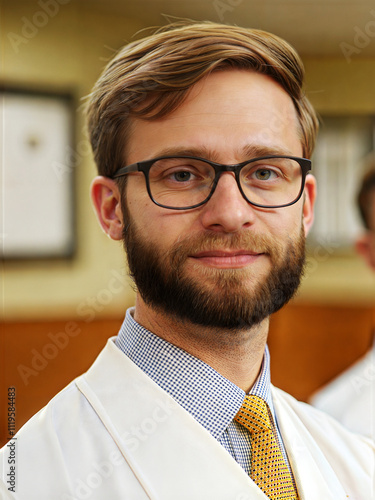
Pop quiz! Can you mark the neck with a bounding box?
[133,295,269,392]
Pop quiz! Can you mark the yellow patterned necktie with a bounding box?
[234,395,299,500]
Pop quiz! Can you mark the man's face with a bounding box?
[368,195,375,265]
[121,70,315,329]
[356,193,375,271]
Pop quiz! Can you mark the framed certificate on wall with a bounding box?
[0,88,75,259]
[309,115,375,250]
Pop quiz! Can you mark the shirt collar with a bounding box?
[115,307,274,440]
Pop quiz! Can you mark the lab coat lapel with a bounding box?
[77,339,267,500]
[271,387,355,500]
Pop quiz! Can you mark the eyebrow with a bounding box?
[148,144,296,162]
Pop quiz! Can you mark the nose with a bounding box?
[200,172,256,233]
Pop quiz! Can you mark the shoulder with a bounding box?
[0,378,89,459]
[0,380,83,498]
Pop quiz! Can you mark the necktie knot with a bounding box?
[234,395,272,433]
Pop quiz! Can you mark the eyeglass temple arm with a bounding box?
[112,163,139,179]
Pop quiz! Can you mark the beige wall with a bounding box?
[1,1,140,320]
[300,59,375,304]
[1,2,374,321]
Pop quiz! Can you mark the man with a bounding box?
[356,164,375,271]
[310,164,375,440]
[1,22,373,500]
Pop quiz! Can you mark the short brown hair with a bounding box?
[86,21,319,178]
[358,162,375,230]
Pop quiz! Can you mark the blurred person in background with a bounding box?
[356,163,375,271]
[1,22,373,500]
[310,163,375,440]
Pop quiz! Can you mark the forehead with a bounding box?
[127,69,303,162]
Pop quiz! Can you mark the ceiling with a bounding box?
[80,0,375,57]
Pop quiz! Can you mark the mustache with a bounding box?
[169,231,281,270]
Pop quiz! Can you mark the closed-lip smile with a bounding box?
[190,249,265,268]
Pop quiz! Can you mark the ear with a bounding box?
[302,173,316,236]
[355,233,375,271]
[90,176,124,240]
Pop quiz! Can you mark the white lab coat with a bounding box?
[310,343,375,441]
[1,338,374,500]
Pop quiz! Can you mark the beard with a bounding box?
[122,210,306,331]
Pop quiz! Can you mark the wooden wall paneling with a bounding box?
[268,303,374,402]
[0,318,122,447]
[1,303,374,447]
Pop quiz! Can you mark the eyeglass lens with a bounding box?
[147,157,303,209]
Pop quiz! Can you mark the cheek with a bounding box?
[127,195,195,249]
[263,209,303,240]
[126,179,155,227]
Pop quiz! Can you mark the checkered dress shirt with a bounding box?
[115,307,291,476]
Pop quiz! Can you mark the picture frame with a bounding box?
[0,87,76,259]
[308,114,375,250]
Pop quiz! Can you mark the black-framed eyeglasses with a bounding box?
[112,155,312,210]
